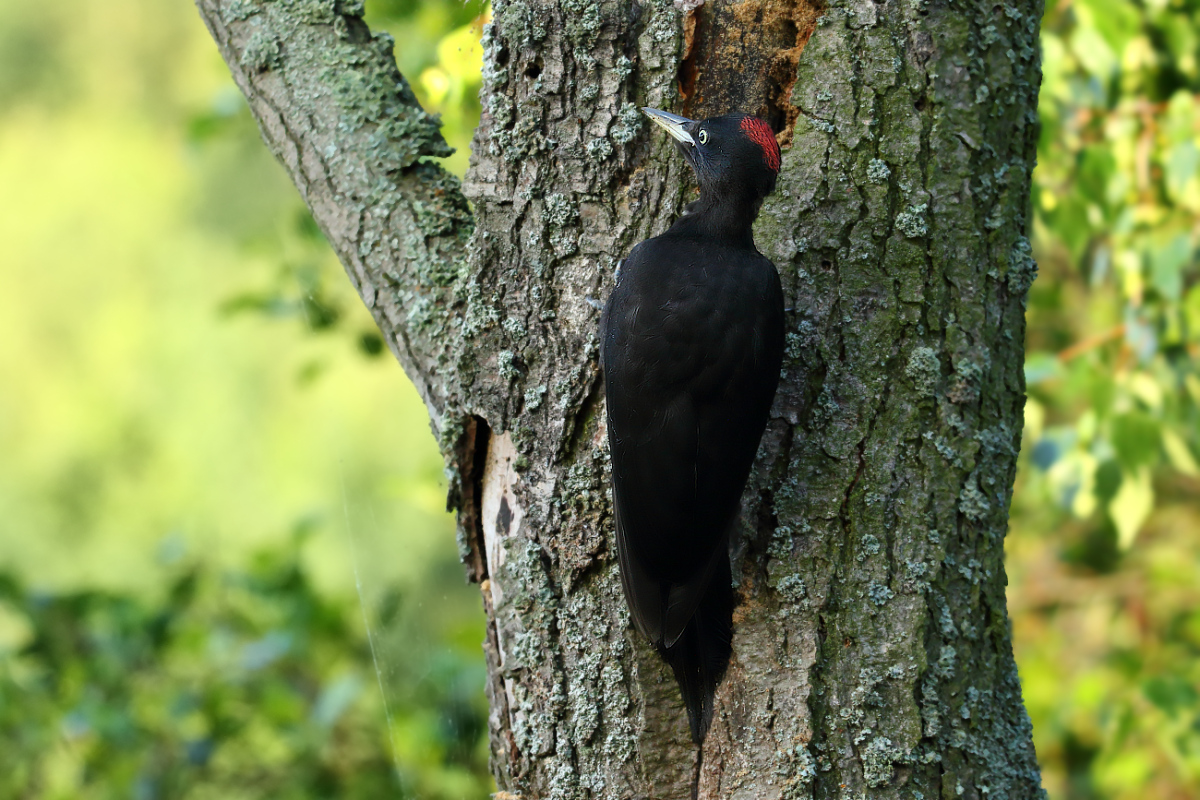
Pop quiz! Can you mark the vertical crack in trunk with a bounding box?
[457,416,493,584]
[456,417,524,781]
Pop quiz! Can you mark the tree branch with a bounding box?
[194,0,473,425]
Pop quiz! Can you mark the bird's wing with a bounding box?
[613,508,663,642]
[660,527,729,647]
[612,453,732,647]
[602,238,782,647]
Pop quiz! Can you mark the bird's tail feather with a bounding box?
[658,557,733,745]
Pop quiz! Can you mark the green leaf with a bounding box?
[1076,0,1142,56]
[1083,370,1117,416]
[1078,145,1116,210]
[1156,13,1198,78]
[1094,459,1122,502]
[1142,676,1199,717]
[1150,234,1190,301]
[1040,33,1069,101]
[1185,283,1200,343]
[1048,197,1094,260]
[1025,351,1064,385]
[1069,26,1117,82]
[1162,429,1200,477]
[1165,142,1198,203]
[1110,411,1160,469]
[1109,466,1153,550]
[1165,89,1196,145]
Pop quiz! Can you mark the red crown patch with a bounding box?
[740,117,781,173]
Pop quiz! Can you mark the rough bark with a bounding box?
[196,0,1048,797]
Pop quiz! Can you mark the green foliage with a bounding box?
[1011,0,1200,795]
[367,0,488,176]
[1027,0,1200,540]
[0,529,489,799]
[0,0,491,797]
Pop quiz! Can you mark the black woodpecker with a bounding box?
[600,108,785,744]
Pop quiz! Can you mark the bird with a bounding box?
[600,107,785,744]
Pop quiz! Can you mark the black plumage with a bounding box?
[600,109,785,744]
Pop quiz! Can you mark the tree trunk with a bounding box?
[195,0,1048,797]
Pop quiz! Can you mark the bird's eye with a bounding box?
[698,129,709,145]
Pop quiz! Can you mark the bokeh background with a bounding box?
[0,0,1196,797]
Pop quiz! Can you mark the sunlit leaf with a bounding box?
[1162,429,1200,477]
[1165,90,1196,144]
[1077,0,1142,56]
[1067,450,1100,517]
[1127,371,1164,411]
[1023,397,1046,442]
[437,20,485,84]
[1150,234,1189,304]
[1157,13,1199,80]
[1116,249,1145,305]
[1165,142,1199,204]
[420,66,451,107]
[1095,748,1155,794]
[1069,26,1118,82]
[1185,284,1200,342]
[1041,33,1069,101]
[1109,465,1153,549]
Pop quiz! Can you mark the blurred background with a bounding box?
[0,0,1195,798]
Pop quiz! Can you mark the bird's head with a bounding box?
[642,107,781,204]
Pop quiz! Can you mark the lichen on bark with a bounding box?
[196,0,1048,796]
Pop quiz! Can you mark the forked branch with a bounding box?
[194,0,473,421]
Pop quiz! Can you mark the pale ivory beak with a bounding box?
[642,107,696,146]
